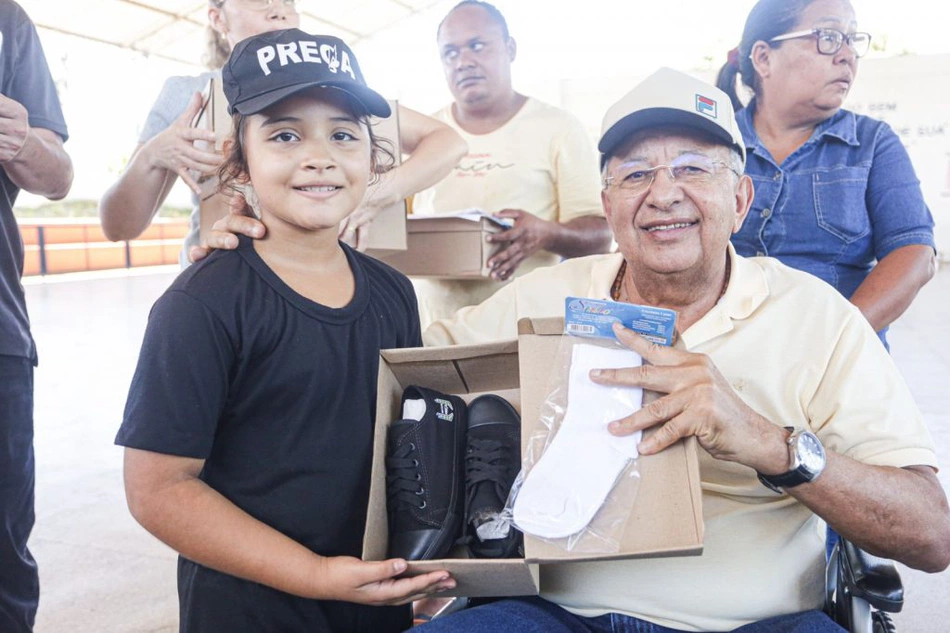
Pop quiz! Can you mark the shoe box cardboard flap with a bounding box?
[375,215,505,279]
[193,86,407,253]
[362,104,408,257]
[194,77,233,244]
[363,320,704,597]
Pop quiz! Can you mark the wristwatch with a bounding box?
[757,427,826,493]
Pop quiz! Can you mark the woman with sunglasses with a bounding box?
[717,0,935,351]
[100,0,466,263]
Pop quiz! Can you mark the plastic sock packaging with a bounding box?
[511,342,643,541]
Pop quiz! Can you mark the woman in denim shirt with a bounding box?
[716,0,936,349]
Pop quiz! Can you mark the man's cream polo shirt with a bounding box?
[423,245,937,632]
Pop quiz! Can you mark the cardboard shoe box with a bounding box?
[362,103,408,257]
[375,210,509,279]
[193,77,234,244]
[361,317,705,597]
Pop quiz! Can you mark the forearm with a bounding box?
[383,105,467,204]
[3,128,72,199]
[547,216,612,259]
[129,472,324,598]
[790,455,950,572]
[99,145,176,241]
[850,244,936,332]
[382,125,466,203]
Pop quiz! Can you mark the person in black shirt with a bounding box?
[115,29,453,633]
[0,2,73,631]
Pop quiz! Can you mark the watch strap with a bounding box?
[757,426,806,493]
[758,467,813,492]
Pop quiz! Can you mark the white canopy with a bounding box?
[22,0,444,67]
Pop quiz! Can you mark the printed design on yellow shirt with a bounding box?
[454,152,515,178]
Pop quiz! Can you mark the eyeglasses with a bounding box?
[769,28,871,58]
[231,0,299,11]
[603,154,740,194]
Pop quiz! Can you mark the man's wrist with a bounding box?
[757,428,827,492]
[1,127,32,166]
[752,423,793,476]
[544,218,569,253]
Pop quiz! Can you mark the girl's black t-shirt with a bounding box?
[116,236,420,632]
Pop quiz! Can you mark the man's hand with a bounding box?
[0,94,30,163]
[590,323,789,474]
[144,92,222,195]
[314,556,454,606]
[188,192,265,263]
[486,209,558,281]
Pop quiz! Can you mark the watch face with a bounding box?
[798,432,826,472]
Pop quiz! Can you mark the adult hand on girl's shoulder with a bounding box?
[189,192,266,263]
[313,555,455,606]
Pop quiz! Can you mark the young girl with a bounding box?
[115,29,453,632]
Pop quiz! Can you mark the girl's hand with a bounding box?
[314,556,455,606]
[143,92,223,195]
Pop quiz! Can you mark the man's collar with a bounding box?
[591,253,626,300]
[591,247,769,349]
[680,244,769,349]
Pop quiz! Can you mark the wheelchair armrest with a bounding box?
[839,538,904,613]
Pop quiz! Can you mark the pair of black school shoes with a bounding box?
[385,386,523,561]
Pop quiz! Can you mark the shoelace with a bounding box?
[386,441,427,511]
[465,437,512,518]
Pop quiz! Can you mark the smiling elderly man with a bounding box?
[419,67,950,633]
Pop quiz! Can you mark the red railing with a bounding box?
[18,218,189,276]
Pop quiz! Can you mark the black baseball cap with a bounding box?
[222,29,391,118]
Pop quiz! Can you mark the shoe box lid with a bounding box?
[362,317,704,598]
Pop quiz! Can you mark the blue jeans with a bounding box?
[0,356,38,633]
[416,596,846,633]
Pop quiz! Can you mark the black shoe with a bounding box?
[386,386,466,560]
[463,394,524,559]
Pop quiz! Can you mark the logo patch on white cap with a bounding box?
[695,94,717,119]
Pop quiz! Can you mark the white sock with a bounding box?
[512,343,642,539]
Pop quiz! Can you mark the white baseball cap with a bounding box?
[598,67,746,168]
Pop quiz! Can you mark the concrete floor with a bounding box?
[23,265,950,632]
